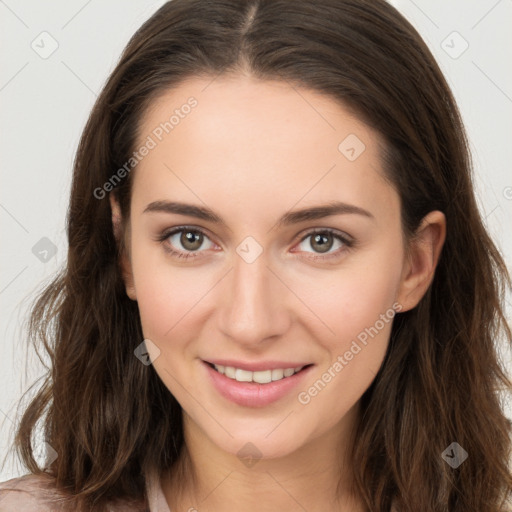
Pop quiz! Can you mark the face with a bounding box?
[112,74,439,461]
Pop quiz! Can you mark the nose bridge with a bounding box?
[217,248,289,344]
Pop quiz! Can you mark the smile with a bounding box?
[203,361,315,407]
[210,363,306,383]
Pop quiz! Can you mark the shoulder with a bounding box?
[0,473,70,511]
[0,474,147,512]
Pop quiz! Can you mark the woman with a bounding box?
[1,0,511,510]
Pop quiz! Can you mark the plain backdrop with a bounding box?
[1,0,511,480]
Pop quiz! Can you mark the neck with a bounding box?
[161,404,366,512]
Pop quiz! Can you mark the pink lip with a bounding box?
[203,361,314,408]
[204,359,311,372]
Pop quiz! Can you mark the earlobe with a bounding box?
[396,210,446,312]
[109,193,137,301]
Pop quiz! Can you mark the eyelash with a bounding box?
[156,226,354,261]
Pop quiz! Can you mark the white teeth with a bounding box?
[213,364,305,383]
[271,368,284,380]
[235,369,253,382]
[253,370,272,384]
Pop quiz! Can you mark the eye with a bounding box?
[157,226,215,259]
[157,226,354,261]
[293,228,353,260]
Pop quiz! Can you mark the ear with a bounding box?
[109,193,137,301]
[396,210,446,312]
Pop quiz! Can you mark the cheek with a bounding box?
[293,242,403,409]
[131,258,209,388]
[134,267,208,344]
[299,243,403,345]
[128,239,201,342]
[296,269,399,419]
[336,270,399,341]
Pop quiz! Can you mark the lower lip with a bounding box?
[203,361,314,408]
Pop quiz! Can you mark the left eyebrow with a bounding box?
[275,201,374,228]
[143,200,375,229]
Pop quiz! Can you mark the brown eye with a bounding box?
[295,229,353,259]
[160,227,216,258]
[309,232,334,253]
[179,230,204,251]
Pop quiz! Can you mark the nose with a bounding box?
[217,251,291,347]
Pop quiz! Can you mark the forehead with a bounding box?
[131,75,398,225]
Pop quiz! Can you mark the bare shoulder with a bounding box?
[0,473,70,511]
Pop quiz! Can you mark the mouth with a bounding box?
[204,361,314,384]
[202,360,315,408]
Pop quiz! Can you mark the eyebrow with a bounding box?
[143,200,374,228]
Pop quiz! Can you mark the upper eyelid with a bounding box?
[161,225,216,244]
[299,227,353,242]
[161,225,352,250]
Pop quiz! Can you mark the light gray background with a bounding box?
[1,0,511,480]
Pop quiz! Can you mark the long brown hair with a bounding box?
[3,0,511,510]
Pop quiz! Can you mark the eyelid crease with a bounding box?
[155,225,355,260]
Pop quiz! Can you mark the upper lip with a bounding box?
[204,359,313,372]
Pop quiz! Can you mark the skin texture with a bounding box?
[110,75,446,512]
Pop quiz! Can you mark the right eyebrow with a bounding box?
[143,200,375,230]
[143,200,225,225]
